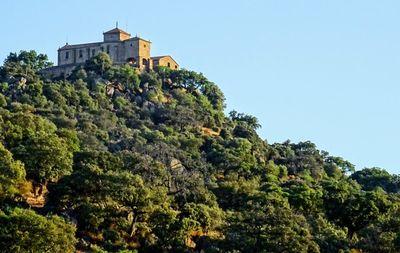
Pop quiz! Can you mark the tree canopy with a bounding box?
[0,50,399,252]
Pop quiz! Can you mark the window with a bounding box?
[65,51,69,59]
[101,46,104,52]
[144,44,146,48]
[92,49,95,56]
[167,62,171,68]
[175,65,178,69]
[130,43,133,47]
[79,50,83,58]
[106,45,110,54]
[126,57,136,64]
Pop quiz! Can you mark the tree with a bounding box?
[0,50,52,82]
[52,163,167,250]
[169,69,208,92]
[148,203,224,252]
[147,206,186,251]
[229,110,261,130]
[283,180,323,214]
[222,198,319,252]
[2,48,400,252]
[200,82,225,111]
[84,52,113,76]
[351,167,398,192]
[355,204,400,253]
[0,208,77,253]
[1,111,76,196]
[0,143,25,199]
[11,131,74,195]
[323,179,392,239]
[324,155,355,175]
[114,64,140,90]
[105,171,163,238]
[271,141,325,179]
[308,215,349,253]
[204,137,258,176]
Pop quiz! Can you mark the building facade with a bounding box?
[44,27,179,76]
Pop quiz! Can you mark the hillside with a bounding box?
[0,50,400,253]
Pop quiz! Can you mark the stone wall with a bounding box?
[40,64,78,78]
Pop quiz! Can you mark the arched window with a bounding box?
[126,57,136,65]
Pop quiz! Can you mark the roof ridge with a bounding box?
[103,28,131,35]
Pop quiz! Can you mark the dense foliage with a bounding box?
[1,50,400,252]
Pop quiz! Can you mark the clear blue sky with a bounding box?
[1,0,400,173]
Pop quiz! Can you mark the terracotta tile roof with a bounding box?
[103,28,131,36]
[151,55,169,60]
[151,55,178,64]
[126,36,151,43]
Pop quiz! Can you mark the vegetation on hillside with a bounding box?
[1,50,400,252]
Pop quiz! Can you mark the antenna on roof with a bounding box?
[116,21,119,28]
[66,35,68,45]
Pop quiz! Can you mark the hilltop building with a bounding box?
[44,26,179,76]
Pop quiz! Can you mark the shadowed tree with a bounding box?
[0,208,77,253]
[0,143,25,200]
[0,50,52,82]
